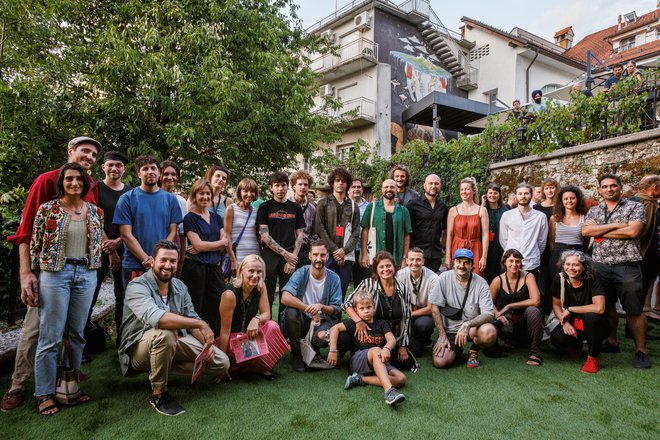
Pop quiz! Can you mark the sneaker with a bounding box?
[600,340,621,353]
[384,387,406,406]
[149,392,185,416]
[633,351,652,369]
[344,373,363,390]
[291,354,306,373]
[467,350,480,368]
[580,356,600,374]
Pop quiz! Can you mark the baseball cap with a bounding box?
[453,248,474,261]
[68,136,102,151]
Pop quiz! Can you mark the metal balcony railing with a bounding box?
[310,38,378,73]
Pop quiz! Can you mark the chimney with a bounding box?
[554,26,574,49]
[618,14,622,30]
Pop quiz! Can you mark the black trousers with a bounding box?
[408,315,434,357]
[283,308,351,359]
[180,258,225,336]
[351,250,369,288]
[262,248,292,318]
[550,312,610,357]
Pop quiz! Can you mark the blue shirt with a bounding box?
[183,211,223,266]
[282,265,343,323]
[113,187,183,269]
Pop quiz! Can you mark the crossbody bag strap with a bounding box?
[459,273,473,313]
[369,201,376,228]
[234,207,253,247]
[559,272,565,310]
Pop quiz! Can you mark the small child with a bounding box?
[327,291,407,406]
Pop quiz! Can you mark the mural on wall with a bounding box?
[376,10,463,153]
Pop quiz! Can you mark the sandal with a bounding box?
[1,387,25,412]
[37,395,60,416]
[526,353,543,366]
[77,393,92,405]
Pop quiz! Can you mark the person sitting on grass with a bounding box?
[429,248,497,369]
[549,250,609,374]
[327,290,407,406]
[489,249,544,366]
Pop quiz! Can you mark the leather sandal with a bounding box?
[37,395,60,416]
[1,387,25,411]
[526,353,543,366]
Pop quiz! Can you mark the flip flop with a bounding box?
[1,387,25,412]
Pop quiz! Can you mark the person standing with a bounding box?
[289,170,317,268]
[359,179,412,269]
[482,183,509,283]
[85,151,132,356]
[113,155,182,288]
[1,136,100,412]
[406,174,447,272]
[205,165,233,225]
[160,160,188,274]
[315,167,360,296]
[446,177,489,276]
[499,183,548,280]
[256,171,305,315]
[224,178,261,276]
[390,164,419,206]
[350,178,369,287]
[582,174,650,368]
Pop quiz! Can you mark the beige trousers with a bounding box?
[129,328,229,391]
[11,306,40,385]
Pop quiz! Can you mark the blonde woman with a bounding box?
[446,177,489,275]
[224,178,260,277]
[217,255,286,378]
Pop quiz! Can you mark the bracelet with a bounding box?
[329,349,338,353]
[382,346,390,351]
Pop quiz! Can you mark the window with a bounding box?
[336,144,354,160]
[541,83,562,95]
[619,36,636,52]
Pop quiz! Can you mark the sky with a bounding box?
[292,0,656,43]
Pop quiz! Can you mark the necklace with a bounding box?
[61,201,84,215]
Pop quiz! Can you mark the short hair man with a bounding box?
[360,179,412,269]
[119,240,229,416]
[2,136,100,411]
[582,174,650,368]
[531,184,543,205]
[257,171,306,315]
[429,249,496,369]
[603,63,624,92]
[280,240,343,372]
[349,178,370,287]
[499,183,548,280]
[315,167,360,295]
[390,164,419,206]
[405,174,447,272]
[396,248,439,356]
[630,175,660,319]
[289,170,317,268]
[114,155,182,288]
[85,151,132,358]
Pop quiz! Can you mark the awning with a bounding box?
[402,91,504,136]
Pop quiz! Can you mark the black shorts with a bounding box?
[593,262,644,314]
[445,333,468,356]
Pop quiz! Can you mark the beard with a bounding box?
[383,191,395,200]
[154,270,173,283]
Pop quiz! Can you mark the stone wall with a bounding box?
[489,128,660,197]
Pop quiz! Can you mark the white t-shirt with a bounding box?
[303,274,326,317]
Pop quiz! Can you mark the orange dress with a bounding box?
[451,206,484,275]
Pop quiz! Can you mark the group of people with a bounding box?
[1,136,658,414]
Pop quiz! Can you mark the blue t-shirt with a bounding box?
[113,187,183,269]
[183,211,223,266]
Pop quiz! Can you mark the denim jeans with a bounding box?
[34,263,96,396]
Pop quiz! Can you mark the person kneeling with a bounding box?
[118,240,230,416]
[327,291,406,406]
[429,249,497,368]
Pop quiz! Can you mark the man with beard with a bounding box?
[526,90,547,118]
[360,179,412,269]
[429,248,496,369]
[603,63,624,92]
[499,183,548,281]
[390,164,419,206]
[405,174,447,272]
[119,240,229,416]
[350,178,370,287]
[2,136,100,411]
[114,155,182,288]
[281,240,343,372]
[583,174,650,368]
[289,170,317,268]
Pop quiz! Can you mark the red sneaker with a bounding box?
[580,356,600,374]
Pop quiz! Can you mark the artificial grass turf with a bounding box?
[2,329,658,440]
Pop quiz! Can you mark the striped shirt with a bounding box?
[554,216,584,246]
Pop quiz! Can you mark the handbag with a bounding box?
[543,273,566,339]
[55,337,80,406]
[84,322,111,354]
[301,320,332,369]
[343,200,356,262]
[440,273,472,320]
[365,202,378,263]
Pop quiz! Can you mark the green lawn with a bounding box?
[2,326,658,440]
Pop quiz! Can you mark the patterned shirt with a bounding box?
[586,198,646,265]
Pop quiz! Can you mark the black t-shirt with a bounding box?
[227,285,260,333]
[385,212,394,255]
[256,199,305,252]
[376,292,403,333]
[551,274,604,310]
[343,318,391,351]
[98,181,132,239]
[406,196,448,259]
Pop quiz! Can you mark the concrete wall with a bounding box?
[489,129,660,197]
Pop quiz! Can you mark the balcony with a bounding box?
[310,38,378,81]
[397,0,430,23]
[456,66,479,91]
[316,97,376,128]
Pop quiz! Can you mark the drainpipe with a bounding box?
[525,48,539,100]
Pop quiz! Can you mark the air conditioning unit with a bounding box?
[320,30,336,42]
[362,47,374,57]
[353,12,371,31]
[319,84,334,97]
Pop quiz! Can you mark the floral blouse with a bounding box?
[30,199,104,271]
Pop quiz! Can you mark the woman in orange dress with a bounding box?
[445,177,489,275]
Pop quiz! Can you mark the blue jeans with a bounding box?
[34,263,96,396]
